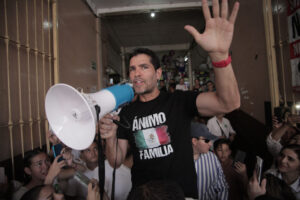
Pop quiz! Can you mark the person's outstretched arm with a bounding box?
[185,0,240,116]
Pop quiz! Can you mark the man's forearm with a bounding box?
[105,136,125,168]
[213,62,240,112]
[271,124,291,141]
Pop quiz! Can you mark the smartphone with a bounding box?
[255,156,263,183]
[52,143,64,162]
[274,107,283,123]
[234,150,246,163]
[233,150,246,166]
[74,171,90,188]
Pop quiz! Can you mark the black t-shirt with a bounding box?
[117,91,198,198]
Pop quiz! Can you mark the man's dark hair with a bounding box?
[129,48,161,70]
[20,185,44,200]
[265,174,296,200]
[127,180,185,200]
[213,139,232,151]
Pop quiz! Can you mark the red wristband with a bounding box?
[212,55,232,68]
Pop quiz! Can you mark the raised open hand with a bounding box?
[184,0,239,61]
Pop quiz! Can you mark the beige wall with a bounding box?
[57,0,98,93]
[230,0,271,123]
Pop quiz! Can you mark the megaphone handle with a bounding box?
[95,105,105,200]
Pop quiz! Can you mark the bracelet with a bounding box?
[212,55,232,68]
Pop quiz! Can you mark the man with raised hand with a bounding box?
[99,0,240,198]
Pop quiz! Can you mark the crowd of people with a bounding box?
[1,0,300,199]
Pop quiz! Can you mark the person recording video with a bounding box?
[266,114,300,158]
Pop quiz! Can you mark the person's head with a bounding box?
[191,122,218,154]
[206,80,215,92]
[194,79,200,86]
[159,80,165,87]
[213,139,232,163]
[168,83,176,93]
[128,48,162,96]
[289,133,300,145]
[277,144,300,176]
[179,78,184,85]
[24,149,51,184]
[281,127,298,145]
[264,174,297,200]
[21,185,64,200]
[127,180,185,200]
[81,141,98,169]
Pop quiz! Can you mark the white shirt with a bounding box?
[266,133,283,158]
[207,116,236,138]
[104,160,132,200]
[175,84,188,91]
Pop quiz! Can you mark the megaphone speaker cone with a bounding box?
[45,84,96,150]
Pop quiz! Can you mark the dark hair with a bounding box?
[127,180,185,200]
[205,80,214,85]
[213,139,232,151]
[265,174,296,200]
[129,48,161,70]
[280,144,300,160]
[23,149,46,184]
[24,149,45,168]
[20,185,44,200]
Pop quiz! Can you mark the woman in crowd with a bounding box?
[265,144,300,199]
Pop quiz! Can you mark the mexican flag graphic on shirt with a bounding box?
[134,125,170,149]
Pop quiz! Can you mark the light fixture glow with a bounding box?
[295,103,300,110]
[150,12,155,18]
[184,56,188,62]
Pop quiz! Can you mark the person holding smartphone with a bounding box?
[266,114,300,158]
[12,149,65,200]
[213,139,248,200]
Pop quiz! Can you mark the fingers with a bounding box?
[212,0,220,18]
[221,0,228,19]
[261,178,267,188]
[251,169,258,182]
[229,1,240,24]
[202,0,212,20]
[184,25,201,40]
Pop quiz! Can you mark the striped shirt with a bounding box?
[194,151,228,200]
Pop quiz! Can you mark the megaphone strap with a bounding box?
[113,117,131,130]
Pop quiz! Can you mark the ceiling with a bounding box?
[85,0,211,72]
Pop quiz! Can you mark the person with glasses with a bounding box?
[191,122,228,200]
[13,149,65,200]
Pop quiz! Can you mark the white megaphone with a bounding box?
[45,83,134,150]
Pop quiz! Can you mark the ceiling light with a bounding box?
[150,12,155,18]
[184,56,188,62]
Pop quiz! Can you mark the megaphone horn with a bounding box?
[45,83,134,150]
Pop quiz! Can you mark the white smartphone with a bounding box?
[255,156,263,183]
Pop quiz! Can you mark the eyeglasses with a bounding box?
[31,159,51,168]
[199,138,211,143]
